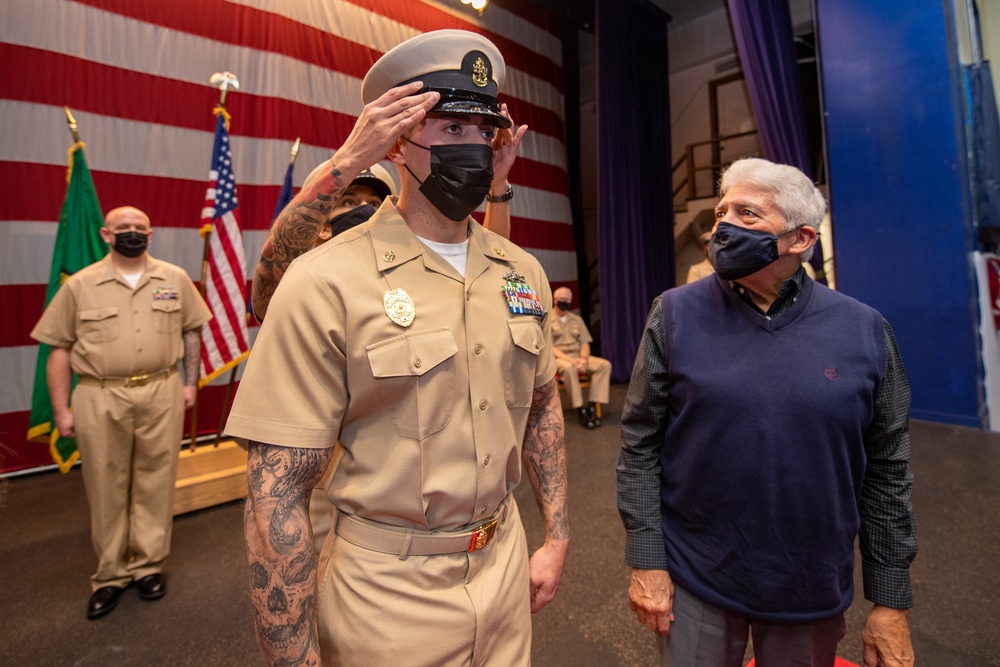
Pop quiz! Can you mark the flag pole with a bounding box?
[64,107,81,143]
[190,71,241,452]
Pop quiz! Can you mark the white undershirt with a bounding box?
[417,235,470,276]
[121,270,144,289]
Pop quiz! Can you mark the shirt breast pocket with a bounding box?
[79,306,121,344]
[152,300,182,334]
[504,319,544,408]
[366,327,458,441]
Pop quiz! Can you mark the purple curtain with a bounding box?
[727,0,827,281]
[596,0,672,382]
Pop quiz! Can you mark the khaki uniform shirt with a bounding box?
[226,200,556,531]
[31,254,211,377]
[552,311,592,358]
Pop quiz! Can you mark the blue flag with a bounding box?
[272,160,296,223]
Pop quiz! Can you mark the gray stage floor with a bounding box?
[1,384,998,666]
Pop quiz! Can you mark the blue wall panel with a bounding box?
[818,0,983,426]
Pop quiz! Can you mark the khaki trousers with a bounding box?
[318,498,531,667]
[556,355,612,408]
[72,373,183,590]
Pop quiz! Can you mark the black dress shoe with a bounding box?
[136,574,166,600]
[577,407,598,430]
[587,402,602,428]
[87,586,125,619]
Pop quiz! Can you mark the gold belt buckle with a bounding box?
[127,373,150,387]
[468,516,499,552]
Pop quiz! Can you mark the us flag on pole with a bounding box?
[198,110,250,387]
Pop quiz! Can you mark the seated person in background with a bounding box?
[551,286,611,429]
[686,230,715,284]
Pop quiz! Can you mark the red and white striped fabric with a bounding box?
[0,0,574,473]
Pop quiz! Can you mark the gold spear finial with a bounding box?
[289,137,301,165]
[64,106,81,143]
[209,71,240,107]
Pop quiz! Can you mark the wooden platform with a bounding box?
[173,439,248,516]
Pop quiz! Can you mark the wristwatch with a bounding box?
[486,184,514,203]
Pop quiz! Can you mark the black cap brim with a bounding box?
[420,85,512,129]
[351,173,392,201]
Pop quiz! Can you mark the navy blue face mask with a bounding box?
[708,221,789,280]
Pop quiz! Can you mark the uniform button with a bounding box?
[414,356,422,368]
[483,454,491,466]
[479,399,487,411]
[534,339,540,349]
[466,293,471,301]
[134,310,139,314]
[475,344,483,354]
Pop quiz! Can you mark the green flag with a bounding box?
[27,142,108,472]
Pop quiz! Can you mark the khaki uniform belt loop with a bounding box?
[336,495,510,557]
[77,367,177,389]
[398,529,414,560]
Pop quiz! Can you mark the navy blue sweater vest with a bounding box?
[658,275,886,622]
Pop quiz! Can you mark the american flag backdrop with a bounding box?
[0,0,575,473]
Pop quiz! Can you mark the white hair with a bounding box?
[718,158,826,262]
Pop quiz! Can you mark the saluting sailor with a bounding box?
[226,29,569,667]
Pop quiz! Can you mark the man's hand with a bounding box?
[54,410,75,439]
[572,357,587,374]
[528,538,569,613]
[862,605,914,667]
[335,82,440,177]
[491,102,528,188]
[183,385,197,409]
[629,568,674,634]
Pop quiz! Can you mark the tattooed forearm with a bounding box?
[522,378,570,541]
[244,441,334,667]
[181,329,200,386]
[251,165,349,320]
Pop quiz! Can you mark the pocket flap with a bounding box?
[80,306,119,322]
[366,327,458,378]
[507,319,544,356]
[151,300,182,313]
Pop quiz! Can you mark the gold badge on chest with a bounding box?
[383,288,416,328]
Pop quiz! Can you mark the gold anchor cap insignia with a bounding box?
[382,250,396,262]
[472,57,488,88]
[383,288,416,327]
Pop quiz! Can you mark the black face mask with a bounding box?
[113,231,148,258]
[555,300,571,311]
[328,204,377,239]
[403,138,494,221]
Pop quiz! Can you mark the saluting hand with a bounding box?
[336,82,440,176]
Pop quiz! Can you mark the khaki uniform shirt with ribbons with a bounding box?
[31,254,211,377]
[552,310,593,358]
[226,199,556,531]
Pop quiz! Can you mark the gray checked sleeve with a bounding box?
[859,321,918,609]
[616,295,671,570]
